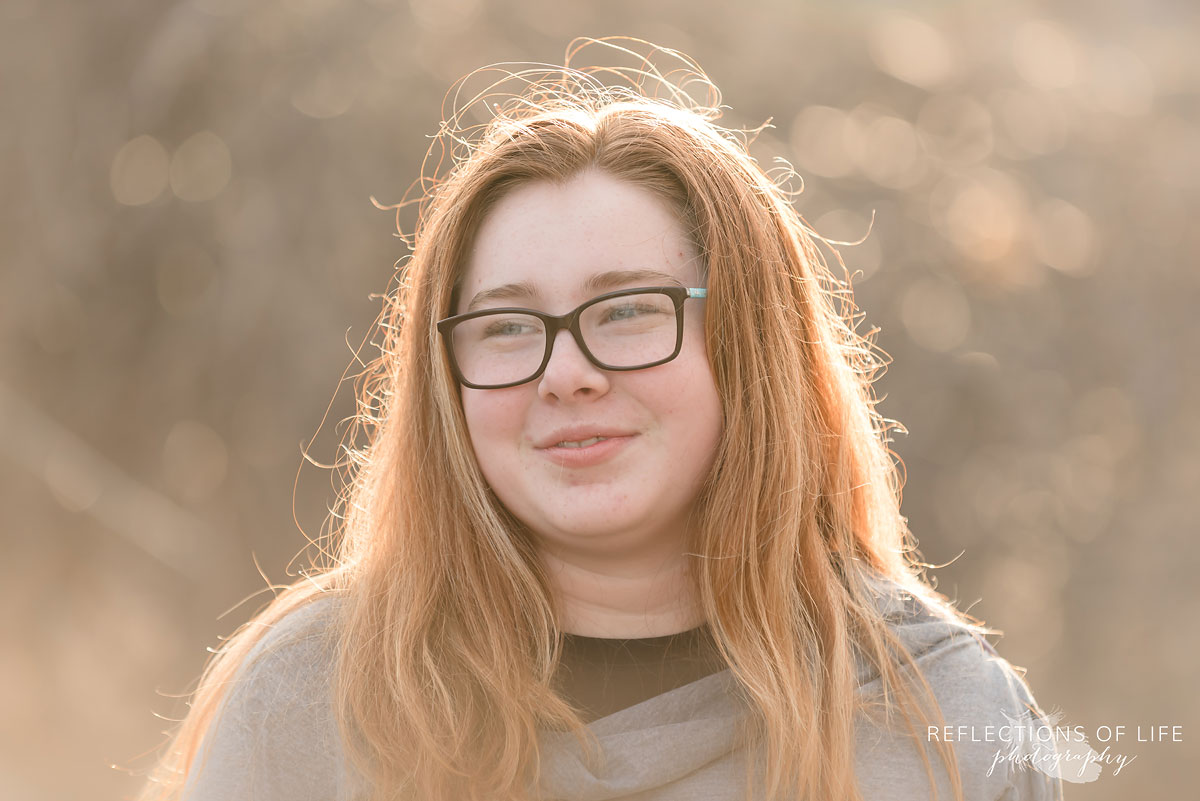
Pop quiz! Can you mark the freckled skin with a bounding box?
[457,170,724,567]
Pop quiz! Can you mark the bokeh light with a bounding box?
[110,135,170,206]
[866,13,956,91]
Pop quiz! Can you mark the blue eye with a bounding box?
[604,303,662,322]
[482,319,539,337]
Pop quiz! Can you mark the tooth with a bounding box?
[555,436,607,448]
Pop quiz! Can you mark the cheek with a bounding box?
[667,358,724,460]
[461,389,527,471]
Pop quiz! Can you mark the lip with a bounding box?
[534,426,638,450]
[536,434,637,468]
[533,426,639,469]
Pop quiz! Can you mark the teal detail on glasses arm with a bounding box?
[687,288,707,298]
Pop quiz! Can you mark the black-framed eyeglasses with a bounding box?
[436,286,708,390]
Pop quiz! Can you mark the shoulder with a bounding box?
[183,593,361,801]
[915,622,1063,801]
[856,576,1064,801]
[218,593,345,725]
[240,592,344,678]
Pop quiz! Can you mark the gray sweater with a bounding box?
[182,583,1064,801]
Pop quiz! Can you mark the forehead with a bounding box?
[457,170,699,313]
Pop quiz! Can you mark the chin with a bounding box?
[545,511,642,539]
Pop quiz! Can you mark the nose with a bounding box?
[537,327,611,402]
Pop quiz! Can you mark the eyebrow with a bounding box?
[466,280,541,312]
[466,269,685,312]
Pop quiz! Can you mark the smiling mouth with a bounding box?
[554,436,609,448]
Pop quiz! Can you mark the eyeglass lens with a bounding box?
[450,290,679,387]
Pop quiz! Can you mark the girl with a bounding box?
[142,40,1063,801]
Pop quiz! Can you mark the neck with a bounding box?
[540,544,704,638]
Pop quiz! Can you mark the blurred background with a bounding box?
[1,0,1196,798]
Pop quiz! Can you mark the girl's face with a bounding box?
[454,170,723,560]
